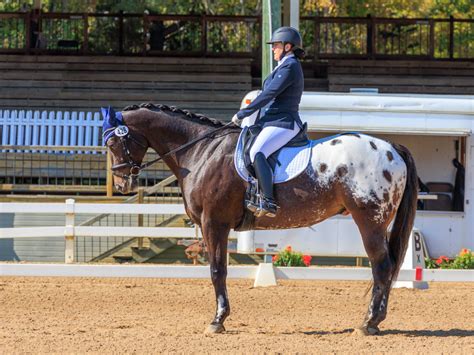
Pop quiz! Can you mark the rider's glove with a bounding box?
[232,114,242,126]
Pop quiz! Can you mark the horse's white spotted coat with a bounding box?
[311,134,407,222]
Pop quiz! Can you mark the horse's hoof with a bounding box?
[367,326,380,335]
[353,326,380,336]
[205,323,226,334]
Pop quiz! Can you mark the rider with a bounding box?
[232,26,305,218]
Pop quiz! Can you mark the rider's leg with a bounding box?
[252,152,278,216]
[248,125,300,217]
[249,125,300,163]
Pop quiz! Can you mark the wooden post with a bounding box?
[118,10,124,55]
[429,19,435,59]
[201,15,207,55]
[262,0,281,83]
[460,137,466,167]
[283,0,299,29]
[137,187,144,248]
[449,16,454,59]
[106,150,113,197]
[195,226,201,266]
[367,14,375,59]
[314,16,320,65]
[83,14,89,54]
[64,199,75,264]
[143,13,149,55]
[356,257,363,267]
[25,11,31,54]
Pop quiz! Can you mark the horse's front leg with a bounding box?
[201,219,231,334]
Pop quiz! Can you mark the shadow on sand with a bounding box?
[302,328,474,337]
[303,329,354,335]
[381,329,474,337]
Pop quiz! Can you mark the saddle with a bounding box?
[234,123,310,231]
[241,122,309,178]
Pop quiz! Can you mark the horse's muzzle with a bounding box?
[115,176,139,194]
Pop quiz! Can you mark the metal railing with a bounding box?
[0,12,261,56]
[300,15,474,60]
[0,145,173,193]
[0,12,472,60]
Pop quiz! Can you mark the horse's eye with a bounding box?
[107,138,119,149]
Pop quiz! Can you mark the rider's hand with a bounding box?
[232,114,242,126]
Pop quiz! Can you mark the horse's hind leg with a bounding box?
[363,245,393,335]
[352,214,393,335]
[201,219,231,334]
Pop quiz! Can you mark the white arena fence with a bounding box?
[0,200,473,284]
[0,109,101,150]
[0,263,472,284]
[0,199,206,263]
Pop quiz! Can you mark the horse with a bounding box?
[102,103,418,336]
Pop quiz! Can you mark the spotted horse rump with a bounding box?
[310,133,407,223]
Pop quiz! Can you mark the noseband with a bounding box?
[104,121,235,180]
[103,125,148,180]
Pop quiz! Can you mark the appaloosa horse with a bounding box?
[102,103,418,336]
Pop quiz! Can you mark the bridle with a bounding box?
[103,125,146,180]
[103,121,235,179]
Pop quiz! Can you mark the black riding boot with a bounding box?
[247,152,279,218]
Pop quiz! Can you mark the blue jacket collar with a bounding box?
[277,53,295,67]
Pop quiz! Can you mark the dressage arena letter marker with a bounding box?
[394,229,429,289]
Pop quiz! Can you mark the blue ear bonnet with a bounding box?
[101,106,125,145]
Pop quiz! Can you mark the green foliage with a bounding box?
[426,249,474,270]
[1,1,473,18]
[452,249,474,269]
[0,1,259,15]
[1,1,471,56]
[272,246,312,267]
[425,257,438,269]
[428,0,473,18]
[301,0,474,18]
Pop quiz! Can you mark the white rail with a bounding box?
[1,200,472,284]
[0,227,198,239]
[0,201,187,214]
[0,199,203,264]
[0,264,471,283]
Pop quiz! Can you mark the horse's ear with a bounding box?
[101,106,117,127]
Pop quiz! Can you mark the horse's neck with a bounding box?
[147,116,228,177]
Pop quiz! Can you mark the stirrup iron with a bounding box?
[255,196,279,218]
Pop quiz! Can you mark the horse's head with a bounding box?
[101,107,149,194]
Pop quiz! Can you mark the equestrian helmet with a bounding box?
[267,26,302,48]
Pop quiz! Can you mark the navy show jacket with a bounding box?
[236,55,304,130]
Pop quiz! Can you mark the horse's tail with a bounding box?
[389,143,418,284]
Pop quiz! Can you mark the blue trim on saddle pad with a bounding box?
[234,129,314,184]
[101,106,124,145]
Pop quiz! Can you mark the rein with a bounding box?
[106,121,236,179]
[141,121,235,169]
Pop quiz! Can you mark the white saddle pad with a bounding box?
[234,128,313,184]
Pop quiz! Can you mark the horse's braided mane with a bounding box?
[122,103,225,127]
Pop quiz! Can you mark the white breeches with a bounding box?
[249,125,300,163]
